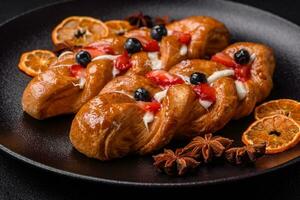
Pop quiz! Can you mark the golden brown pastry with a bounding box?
[169,60,238,138]
[22,35,128,119]
[126,16,230,72]
[167,16,230,58]
[69,42,275,160]
[211,42,275,119]
[70,83,197,160]
[22,16,231,119]
[22,55,114,119]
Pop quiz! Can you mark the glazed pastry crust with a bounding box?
[22,66,80,119]
[138,84,198,154]
[100,76,198,154]
[70,93,145,160]
[222,42,275,119]
[170,60,238,138]
[20,16,275,161]
[22,56,113,119]
[167,16,230,58]
[70,43,275,160]
[70,60,238,158]
[22,16,231,119]
[125,16,230,72]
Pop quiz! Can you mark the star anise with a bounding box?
[154,15,172,25]
[225,143,266,165]
[182,133,233,163]
[125,12,153,28]
[153,148,200,176]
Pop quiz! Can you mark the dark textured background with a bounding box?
[0,0,299,199]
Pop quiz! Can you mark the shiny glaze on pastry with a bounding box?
[22,16,230,119]
[69,42,275,160]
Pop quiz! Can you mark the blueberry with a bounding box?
[124,38,142,54]
[76,51,91,67]
[190,72,207,85]
[151,24,168,41]
[234,49,250,65]
[134,88,151,102]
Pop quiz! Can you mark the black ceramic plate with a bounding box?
[0,0,299,187]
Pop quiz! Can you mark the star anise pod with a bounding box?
[153,148,200,176]
[154,15,172,25]
[225,143,266,165]
[182,133,233,163]
[125,12,153,28]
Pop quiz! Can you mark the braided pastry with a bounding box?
[22,36,126,119]
[22,16,229,119]
[70,42,275,160]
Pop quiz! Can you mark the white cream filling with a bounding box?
[250,53,256,63]
[235,80,247,100]
[167,30,173,36]
[178,74,190,84]
[143,112,154,131]
[112,67,120,77]
[199,99,213,109]
[148,52,162,70]
[92,55,119,61]
[198,69,234,109]
[179,44,188,56]
[154,90,168,103]
[207,69,235,84]
[72,77,86,89]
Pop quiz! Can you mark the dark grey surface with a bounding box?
[0,0,299,199]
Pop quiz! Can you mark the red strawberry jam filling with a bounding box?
[114,52,132,71]
[139,101,161,113]
[211,52,252,82]
[146,70,184,88]
[143,39,160,52]
[173,31,192,45]
[82,42,115,58]
[234,66,251,82]
[211,53,236,68]
[70,64,86,78]
[129,35,160,52]
[193,83,216,103]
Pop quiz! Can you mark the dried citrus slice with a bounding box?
[18,50,57,76]
[255,99,300,124]
[105,20,135,36]
[242,114,300,154]
[52,16,109,47]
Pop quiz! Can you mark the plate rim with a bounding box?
[1,145,299,187]
[0,0,299,187]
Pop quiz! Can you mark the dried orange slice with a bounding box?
[18,50,57,76]
[52,16,109,47]
[242,114,300,154]
[105,20,135,36]
[255,99,300,124]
